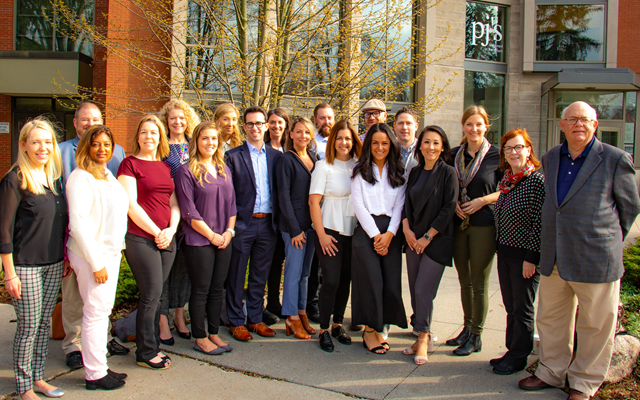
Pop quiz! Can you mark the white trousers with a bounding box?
[68,250,121,381]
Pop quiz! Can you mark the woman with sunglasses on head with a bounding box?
[174,121,236,356]
[351,123,407,355]
[66,125,129,390]
[117,115,180,370]
[276,116,318,339]
[157,99,201,346]
[491,128,544,375]
[309,119,362,352]
[401,125,458,365]
[0,118,67,399]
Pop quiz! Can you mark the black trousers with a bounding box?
[497,253,540,362]
[183,244,232,337]
[314,229,352,330]
[266,234,286,312]
[351,215,407,332]
[405,250,445,333]
[306,253,320,310]
[123,233,176,362]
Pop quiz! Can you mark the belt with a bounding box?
[252,213,271,219]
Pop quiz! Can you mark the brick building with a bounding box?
[1,0,639,170]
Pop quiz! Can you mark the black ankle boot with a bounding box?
[445,327,471,346]
[453,333,482,356]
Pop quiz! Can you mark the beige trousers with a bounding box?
[535,266,619,396]
[61,269,114,354]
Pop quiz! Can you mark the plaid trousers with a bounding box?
[12,261,64,394]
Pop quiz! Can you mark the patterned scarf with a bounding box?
[455,138,491,230]
[498,161,534,195]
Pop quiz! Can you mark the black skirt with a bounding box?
[351,215,407,332]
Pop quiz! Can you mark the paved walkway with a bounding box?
[4,216,639,399]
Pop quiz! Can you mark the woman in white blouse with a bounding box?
[66,125,129,390]
[350,123,407,355]
[309,120,362,352]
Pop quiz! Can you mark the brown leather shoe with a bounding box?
[567,389,590,400]
[229,325,253,341]
[299,314,316,335]
[518,375,554,391]
[246,322,276,337]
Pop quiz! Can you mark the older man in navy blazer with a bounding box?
[225,106,282,341]
[518,101,640,400]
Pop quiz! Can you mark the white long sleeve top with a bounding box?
[66,168,129,272]
[350,163,405,238]
[309,158,357,236]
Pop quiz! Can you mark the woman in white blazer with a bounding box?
[66,125,129,391]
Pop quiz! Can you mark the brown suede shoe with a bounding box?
[246,322,277,337]
[567,389,590,400]
[229,325,253,341]
[518,375,554,391]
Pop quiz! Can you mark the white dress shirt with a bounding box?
[66,168,129,272]
[309,158,357,236]
[350,163,406,238]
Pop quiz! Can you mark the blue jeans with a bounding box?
[281,230,316,316]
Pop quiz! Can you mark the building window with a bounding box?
[16,0,94,56]
[465,1,506,63]
[536,4,605,62]
[464,70,505,146]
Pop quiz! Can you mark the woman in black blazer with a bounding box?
[276,116,318,339]
[402,125,459,365]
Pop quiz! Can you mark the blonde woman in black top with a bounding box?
[0,118,68,399]
[492,128,544,375]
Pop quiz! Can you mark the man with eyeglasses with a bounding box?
[518,101,640,400]
[224,106,282,342]
[359,99,387,141]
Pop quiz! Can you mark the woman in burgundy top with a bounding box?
[174,121,237,355]
[117,115,180,370]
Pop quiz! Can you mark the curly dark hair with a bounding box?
[351,123,404,188]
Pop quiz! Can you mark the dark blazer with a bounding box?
[275,149,317,237]
[225,142,282,236]
[403,159,459,266]
[540,139,640,283]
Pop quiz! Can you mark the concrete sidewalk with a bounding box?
[1,253,576,400]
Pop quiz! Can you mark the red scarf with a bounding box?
[498,161,534,194]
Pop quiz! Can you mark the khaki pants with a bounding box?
[535,266,619,396]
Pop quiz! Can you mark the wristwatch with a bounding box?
[423,233,433,241]
[226,228,236,237]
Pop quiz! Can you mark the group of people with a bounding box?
[1,97,637,400]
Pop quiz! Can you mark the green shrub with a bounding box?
[115,255,139,309]
[622,239,640,338]
[623,238,640,288]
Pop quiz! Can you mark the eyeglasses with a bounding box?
[563,117,595,125]
[503,145,528,154]
[244,122,265,129]
[364,111,382,119]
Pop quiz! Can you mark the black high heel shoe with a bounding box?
[174,321,191,340]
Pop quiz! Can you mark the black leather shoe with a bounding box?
[66,351,83,370]
[453,333,482,356]
[319,331,334,352]
[446,327,471,346]
[107,369,127,380]
[490,354,507,366]
[86,374,126,390]
[107,339,130,355]
[262,308,280,325]
[159,336,174,346]
[331,325,352,345]
[306,306,320,323]
[493,360,526,375]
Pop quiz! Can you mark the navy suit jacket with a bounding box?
[540,139,640,283]
[275,149,317,237]
[225,142,281,236]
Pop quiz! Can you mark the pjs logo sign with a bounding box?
[465,2,506,63]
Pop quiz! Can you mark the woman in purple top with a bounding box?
[175,121,237,356]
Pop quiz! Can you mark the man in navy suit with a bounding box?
[225,106,282,341]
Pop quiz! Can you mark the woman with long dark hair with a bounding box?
[350,123,407,354]
[401,126,458,364]
[175,121,236,356]
[447,105,502,356]
[492,128,544,375]
[309,119,362,352]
